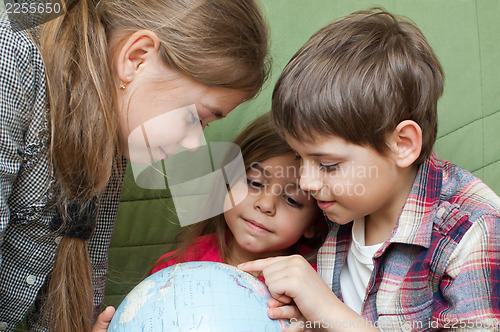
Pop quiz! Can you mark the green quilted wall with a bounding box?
[104,0,500,310]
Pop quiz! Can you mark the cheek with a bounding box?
[322,172,372,198]
[124,92,158,127]
[224,187,254,218]
[149,127,185,147]
[280,208,311,232]
[223,209,233,225]
[144,113,191,146]
[223,180,249,211]
[223,204,242,231]
[126,123,184,149]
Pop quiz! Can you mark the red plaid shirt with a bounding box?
[318,152,500,331]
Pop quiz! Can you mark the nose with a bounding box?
[179,125,203,151]
[253,188,276,216]
[299,161,323,192]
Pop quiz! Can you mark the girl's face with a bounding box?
[117,61,248,163]
[224,153,318,262]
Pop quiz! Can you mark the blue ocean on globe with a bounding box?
[109,261,289,331]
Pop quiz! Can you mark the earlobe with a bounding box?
[391,120,422,168]
[114,30,161,84]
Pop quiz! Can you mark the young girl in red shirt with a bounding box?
[152,113,327,278]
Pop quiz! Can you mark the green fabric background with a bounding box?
[104,0,500,310]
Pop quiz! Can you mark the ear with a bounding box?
[115,30,160,84]
[388,120,422,168]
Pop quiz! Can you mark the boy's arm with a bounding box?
[239,255,379,331]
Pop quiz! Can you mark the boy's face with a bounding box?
[286,133,405,226]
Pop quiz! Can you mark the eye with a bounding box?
[246,178,263,189]
[294,154,301,160]
[319,163,339,173]
[284,196,303,208]
[198,105,225,121]
[213,111,224,120]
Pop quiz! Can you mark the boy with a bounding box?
[239,8,500,331]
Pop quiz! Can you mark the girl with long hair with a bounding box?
[0,0,269,330]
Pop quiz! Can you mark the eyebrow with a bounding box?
[250,164,303,189]
[305,152,333,157]
[290,146,343,159]
[294,151,344,159]
[251,163,270,177]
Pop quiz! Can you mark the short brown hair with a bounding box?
[272,8,443,165]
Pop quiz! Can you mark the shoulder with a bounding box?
[0,15,47,135]
[193,233,219,247]
[152,233,222,274]
[191,233,221,260]
[430,159,500,274]
[0,15,43,69]
[181,233,222,263]
[0,14,46,88]
[438,159,500,227]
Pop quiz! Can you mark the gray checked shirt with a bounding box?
[0,13,125,331]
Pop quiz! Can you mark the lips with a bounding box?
[243,218,270,232]
[316,200,336,210]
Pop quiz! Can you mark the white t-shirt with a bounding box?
[339,218,383,314]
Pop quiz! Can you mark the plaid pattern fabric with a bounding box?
[0,15,126,331]
[318,152,500,331]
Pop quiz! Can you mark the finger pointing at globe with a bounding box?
[238,256,296,304]
[239,255,340,326]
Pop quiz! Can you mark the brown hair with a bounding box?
[272,8,443,165]
[159,112,326,267]
[38,0,269,330]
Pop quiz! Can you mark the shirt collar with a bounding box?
[384,152,443,249]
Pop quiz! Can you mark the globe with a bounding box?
[109,261,289,331]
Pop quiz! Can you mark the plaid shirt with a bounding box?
[0,15,125,331]
[318,152,500,331]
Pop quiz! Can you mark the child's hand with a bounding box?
[240,256,379,331]
[268,298,312,332]
[238,255,336,324]
[91,306,115,332]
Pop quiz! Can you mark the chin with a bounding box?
[325,214,353,225]
[237,242,263,255]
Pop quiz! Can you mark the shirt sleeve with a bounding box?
[88,159,127,320]
[435,213,500,330]
[0,20,34,268]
